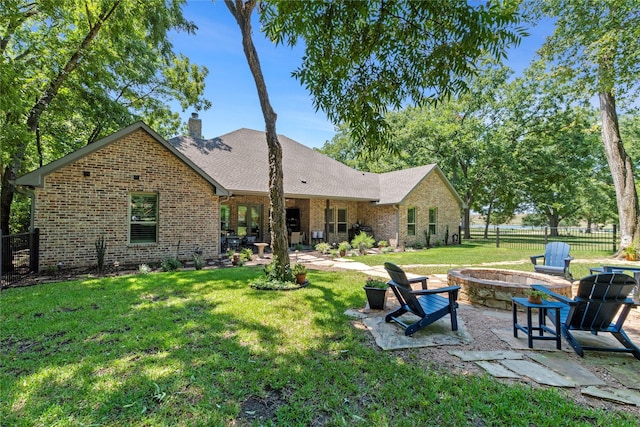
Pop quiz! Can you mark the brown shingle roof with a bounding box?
[170,128,381,201]
[169,128,463,207]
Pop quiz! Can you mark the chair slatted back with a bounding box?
[384,262,425,316]
[571,273,636,331]
[544,242,571,268]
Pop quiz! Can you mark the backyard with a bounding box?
[1,243,638,426]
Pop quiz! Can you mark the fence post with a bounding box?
[613,224,617,252]
[30,228,40,273]
[496,227,500,248]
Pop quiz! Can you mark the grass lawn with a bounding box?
[352,241,615,279]
[1,245,635,426]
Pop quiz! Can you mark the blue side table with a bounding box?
[512,297,564,350]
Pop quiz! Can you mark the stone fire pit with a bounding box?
[447,268,573,310]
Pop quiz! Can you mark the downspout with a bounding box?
[325,199,330,243]
[393,204,399,248]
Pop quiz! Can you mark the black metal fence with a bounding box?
[466,225,618,252]
[1,228,40,286]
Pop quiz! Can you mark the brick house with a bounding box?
[17,117,463,269]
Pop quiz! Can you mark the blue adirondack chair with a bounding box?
[384,262,460,336]
[533,273,640,360]
[530,242,573,280]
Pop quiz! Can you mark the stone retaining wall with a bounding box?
[447,268,573,310]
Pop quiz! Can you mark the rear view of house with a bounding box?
[16,117,463,269]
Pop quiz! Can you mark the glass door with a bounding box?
[237,204,262,240]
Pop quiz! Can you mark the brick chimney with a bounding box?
[188,112,202,139]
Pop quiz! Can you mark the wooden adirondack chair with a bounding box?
[533,273,640,360]
[530,242,574,280]
[384,262,460,336]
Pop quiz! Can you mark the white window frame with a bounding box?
[429,207,438,235]
[129,193,158,244]
[407,206,416,236]
[337,208,348,233]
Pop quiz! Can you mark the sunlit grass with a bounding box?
[1,259,636,426]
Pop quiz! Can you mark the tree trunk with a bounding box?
[483,200,493,239]
[548,211,560,237]
[1,2,119,238]
[226,0,290,272]
[462,190,472,239]
[599,91,639,253]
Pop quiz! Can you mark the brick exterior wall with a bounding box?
[33,129,220,269]
[398,172,461,247]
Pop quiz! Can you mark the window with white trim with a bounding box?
[130,193,158,243]
[429,208,437,235]
[407,207,416,236]
[337,208,348,233]
[326,208,335,233]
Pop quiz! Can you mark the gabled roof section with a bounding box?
[16,121,228,195]
[377,164,464,207]
[169,129,381,201]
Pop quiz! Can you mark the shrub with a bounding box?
[161,257,182,272]
[138,264,151,274]
[381,246,394,254]
[193,254,204,270]
[314,242,331,254]
[240,248,253,262]
[251,255,297,290]
[351,232,375,255]
[95,236,106,272]
[338,241,352,252]
[377,240,388,248]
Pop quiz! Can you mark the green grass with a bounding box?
[1,246,635,426]
[352,241,615,279]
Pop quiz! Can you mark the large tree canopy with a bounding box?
[262,0,526,152]
[530,0,640,252]
[318,60,612,236]
[1,0,210,235]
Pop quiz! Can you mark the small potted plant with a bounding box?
[292,263,307,284]
[623,245,637,261]
[526,288,545,304]
[338,241,351,257]
[363,277,389,310]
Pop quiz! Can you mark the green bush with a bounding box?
[240,248,253,262]
[193,254,204,270]
[314,242,331,254]
[138,264,151,274]
[161,257,182,272]
[338,241,352,252]
[351,232,375,255]
[95,236,106,272]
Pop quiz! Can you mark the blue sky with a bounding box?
[170,1,554,148]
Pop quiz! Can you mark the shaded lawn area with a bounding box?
[1,267,635,426]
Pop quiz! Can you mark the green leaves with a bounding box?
[262,0,526,152]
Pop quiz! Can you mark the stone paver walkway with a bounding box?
[288,253,640,407]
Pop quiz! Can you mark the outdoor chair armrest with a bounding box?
[410,286,460,296]
[530,254,544,265]
[407,275,428,289]
[531,284,574,305]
